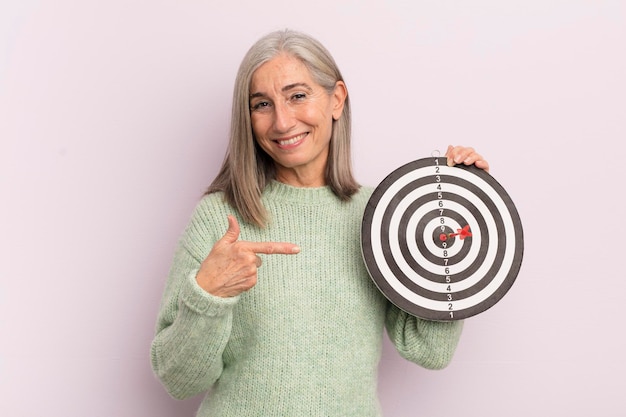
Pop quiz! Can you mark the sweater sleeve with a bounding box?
[150,200,239,399]
[385,303,463,370]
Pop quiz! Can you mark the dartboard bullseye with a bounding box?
[361,157,524,321]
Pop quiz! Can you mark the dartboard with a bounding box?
[361,156,524,321]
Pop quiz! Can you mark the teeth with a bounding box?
[277,133,306,146]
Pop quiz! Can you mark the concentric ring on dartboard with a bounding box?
[398,195,484,278]
[361,157,524,321]
[381,191,495,298]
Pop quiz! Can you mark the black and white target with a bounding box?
[361,156,524,321]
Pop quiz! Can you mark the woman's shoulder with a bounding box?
[185,192,232,229]
[197,191,227,207]
[354,184,375,201]
[341,185,374,214]
[190,192,234,221]
[357,184,375,195]
[178,192,232,252]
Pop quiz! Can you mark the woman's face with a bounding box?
[249,53,346,187]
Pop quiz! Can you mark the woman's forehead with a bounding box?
[250,54,315,93]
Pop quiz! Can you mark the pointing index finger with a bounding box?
[242,240,301,255]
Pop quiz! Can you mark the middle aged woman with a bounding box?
[151,29,490,417]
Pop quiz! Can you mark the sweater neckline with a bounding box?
[263,180,338,205]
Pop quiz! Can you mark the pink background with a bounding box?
[1,1,624,415]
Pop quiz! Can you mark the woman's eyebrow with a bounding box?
[250,82,313,99]
[282,82,313,92]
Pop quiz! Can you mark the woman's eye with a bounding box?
[251,101,271,111]
[291,93,306,100]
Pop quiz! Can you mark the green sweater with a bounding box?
[151,181,463,416]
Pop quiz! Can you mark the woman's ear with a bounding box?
[331,81,348,120]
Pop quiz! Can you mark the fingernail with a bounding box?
[454,155,463,163]
[293,246,301,253]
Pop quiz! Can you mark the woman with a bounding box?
[151,29,489,416]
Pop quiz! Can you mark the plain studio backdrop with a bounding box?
[1,1,625,416]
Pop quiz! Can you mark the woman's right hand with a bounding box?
[195,215,301,297]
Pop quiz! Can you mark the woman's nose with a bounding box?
[272,102,296,132]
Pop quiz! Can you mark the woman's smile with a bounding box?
[274,132,308,149]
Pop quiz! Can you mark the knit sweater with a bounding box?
[151,181,463,417]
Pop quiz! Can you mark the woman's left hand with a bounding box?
[445,145,489,172]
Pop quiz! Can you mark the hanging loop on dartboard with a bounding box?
[361,157,524,321]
